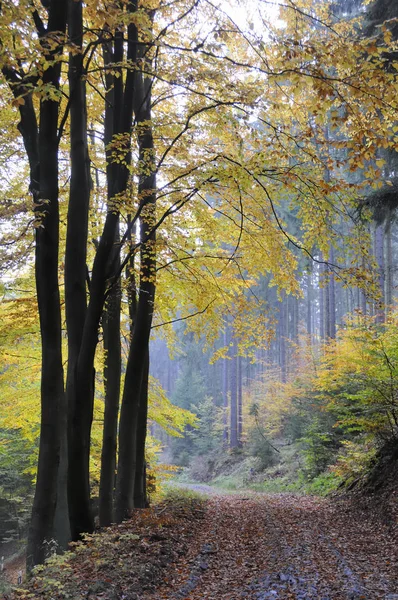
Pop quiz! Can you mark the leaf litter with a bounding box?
[7,490,398,600]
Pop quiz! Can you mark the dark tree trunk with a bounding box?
[68,0,138,538]
[98,37,122,529]
[134,354,150,508]
[26,0,67,570]
[115,45,156,520]
[99,280,121,526]
[2,83,67,570]
[65,0,92,541]
[115,225,155,518]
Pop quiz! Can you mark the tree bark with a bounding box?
[237,354,243,445]
[229,337,238,448]
[222,327,229,445]
[324,263,330,338]
[26,0,67,570]
[385,208,393,312]
[375,222,385,323]
[319,266,325,341]
[65,0,92,541]
[306,266,312,338]
[115,44,156,520]
[68,0,138,538]
[279,297,287,383]
[98,36,123,529]
[99,280,121,526]
[328,246,336,338]
[134,354,150,508]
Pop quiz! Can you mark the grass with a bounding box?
[210,471,340,496]
[171,442,343,498]
[161,484,210,503]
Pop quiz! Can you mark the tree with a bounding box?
[1,0,68,568]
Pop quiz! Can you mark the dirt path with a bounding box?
[146,491,398,600]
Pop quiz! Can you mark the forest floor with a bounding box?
[7,486,398,600]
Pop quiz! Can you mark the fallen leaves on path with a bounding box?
[7,491,398,599]
[146,492,398,599]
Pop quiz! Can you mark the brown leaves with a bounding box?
[146,492,398,599]
[9,491,398,599]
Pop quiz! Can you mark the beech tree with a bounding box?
[1,0,67,569]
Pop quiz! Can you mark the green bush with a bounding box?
[248,429,279,470]
[300,415,343,478]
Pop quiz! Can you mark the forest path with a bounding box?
[145,491,398,600]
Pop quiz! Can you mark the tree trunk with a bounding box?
[279,297,287,383]
[115,47,156,520]
[324,263,330,338]
[134,354,150,508]
[26,0,67,570]
[65,0,92,542]
[329,246,336,338]
[222,327,229,445]
[306,266,312,338]
[68,1,138,539]
[98,36,123,528]
[375,222,385,323]
[229,338,238,449]
[237,354,243,445]
[385,208,393,312]
[319,265,325,340]
[99,281,121,526]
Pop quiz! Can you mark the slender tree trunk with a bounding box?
[65,0,92,541]
[237,354,243,446]
[229,337,238,448]
[98,36,123,528]
[375,222,385,323]
[329,246,336,338]
[385,208,393,312]
[306,266,312,338]
[222,327,229,445]
[115,228,155,518]
[279,297,287,383]
[99,279,121,526]
[134,354,150,508]
[324,263,330,338]
[292,297,299,342]
[319,265,325,341]
[26,0,67,570]
[360,286,367,316]
[115,47,156,520]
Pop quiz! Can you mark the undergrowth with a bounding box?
[9,491,208,600]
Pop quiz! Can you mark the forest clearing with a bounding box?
[2,0,398,597]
